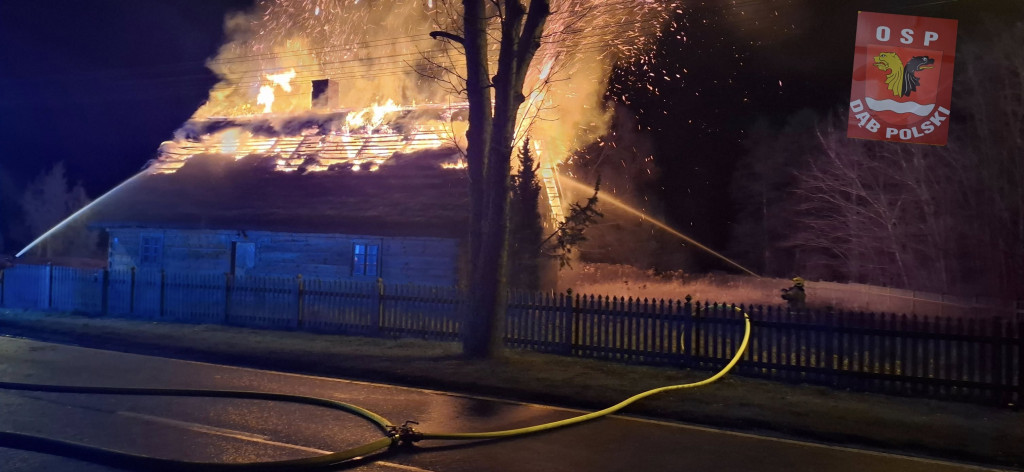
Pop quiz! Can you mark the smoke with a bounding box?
[183,0,679,168]
[560,104,672,268]
[192,0,452,119]
[511,0,678,165]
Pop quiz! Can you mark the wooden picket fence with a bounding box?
[1,264,1021,407]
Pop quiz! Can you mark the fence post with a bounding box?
[224,272,233,324]
[376,277,385,335]
[1017,313,1023,408]
[129,267,136,315]
[101,269,110,316]
[683,294,693,367]
[45,262,54,310]
[296,274,305,328]
[832,308,842,387]
[159,269,166,319]
[562,289,576,355]
[992,316,1004,404]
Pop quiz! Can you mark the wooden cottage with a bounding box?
[91,148,469,286]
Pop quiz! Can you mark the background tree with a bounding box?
[790,117,968,292]
[955,21,1024,297]
[542,179,602,269]
[0,165,13,254]
[728,19,1022,299]
[563,104,668,269]
[729,110,818,277]
[508,138,545,290]
[19,162,99,259]
[0,164,28,255]
[509,137,605,289]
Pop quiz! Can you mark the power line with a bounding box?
[212,23,668,88]
[5,1,755,107]
[10,0,671,86]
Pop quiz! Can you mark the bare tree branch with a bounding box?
[429,30,465,44]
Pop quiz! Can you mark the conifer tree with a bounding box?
[508,138,544,290]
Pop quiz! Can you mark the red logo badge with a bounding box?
[848,12,958,145]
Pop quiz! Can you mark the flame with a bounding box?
[154,108,454,175]
[441,158,467,169]
[267,68,296,92]
[220,128,241,154]
[345,99,401,131]
[154,0,679,226]
[185,0,675,159]
[256,85,276,113]
[255,68,296,113]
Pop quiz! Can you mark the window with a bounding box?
[311,79,330,103]
[352,243,379,276]
[232,242,256,275]
[139,234,163,267]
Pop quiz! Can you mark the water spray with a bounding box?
[15,170,151,259]
[558,174,760,278]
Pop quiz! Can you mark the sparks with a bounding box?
[154,0,684,227]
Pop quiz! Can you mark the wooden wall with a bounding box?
[106,228,460,286]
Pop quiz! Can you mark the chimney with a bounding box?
[311,79,334,110]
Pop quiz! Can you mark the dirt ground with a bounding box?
[0,308,1021,469]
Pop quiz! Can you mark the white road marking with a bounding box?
[116,411,330,455]
[374,462,439,472]
[116,410,438,471]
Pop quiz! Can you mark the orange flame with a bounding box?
[441,158,467,169]
[345,99,401,131]
[156,0,678,229]
[256,68,296,113]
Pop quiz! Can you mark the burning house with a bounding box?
[77,34,504,286]
[69,0,675,284]
[93,105,471,285]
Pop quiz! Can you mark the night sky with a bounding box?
[607,0,1022,267]
[0,0,251,194]
[0,0,1020,260]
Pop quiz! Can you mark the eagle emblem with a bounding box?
[873,52,935,97]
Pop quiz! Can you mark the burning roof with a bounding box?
[95,97,471,238]
[92,147,469,238]
[152,103,466,174]
[94,0,681,238]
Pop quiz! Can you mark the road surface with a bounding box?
[0,336,1005,471]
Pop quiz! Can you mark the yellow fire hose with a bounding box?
[0,386,398,471]
[0,308,750,470]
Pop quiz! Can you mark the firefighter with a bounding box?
[780,277,806,310]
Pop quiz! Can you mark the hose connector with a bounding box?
[388,420,422,445]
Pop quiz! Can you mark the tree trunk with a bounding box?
[461,0,549,358]
[461,0,494,357]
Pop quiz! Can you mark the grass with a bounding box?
[559,264,785,306]
[0,308,1022,469]
[558,263,1014,317]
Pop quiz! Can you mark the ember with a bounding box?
[152,0,680,223]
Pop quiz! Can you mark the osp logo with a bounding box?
[847,12,958,145]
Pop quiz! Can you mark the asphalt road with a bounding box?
[0,336,1006,472]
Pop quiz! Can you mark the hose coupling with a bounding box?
[388,420,422,445]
